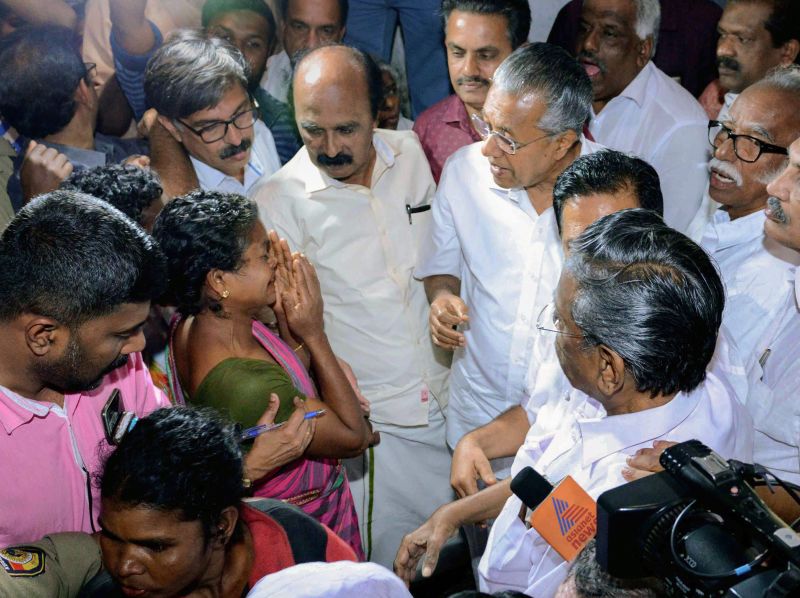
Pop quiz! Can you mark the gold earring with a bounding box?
[221,289,230,299]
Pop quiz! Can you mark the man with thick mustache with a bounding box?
[254,45,452,567]
[413,0,530,182]
[145,30,281,196]
[702,0,799,122]
[576,0,708,233]
[699,65,800,404]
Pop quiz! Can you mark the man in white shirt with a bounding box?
[253,45,451,567]
[417,43,600,458]
[700,67,800,373]
[576,0,709,233]
[394,209,753,597]
[689,0,799,238]
[261,0,346,104]
[145,30,280,196]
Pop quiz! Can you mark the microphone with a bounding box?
[511,466,597,561]
[511,466,554,510]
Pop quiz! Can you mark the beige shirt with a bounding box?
[254,129,450,426]
[82,0,204,89]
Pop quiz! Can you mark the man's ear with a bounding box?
[74,79,94,109]
[214,506,239,547]
[596,344,626,396]
[554,129,579,161]
[24,317,64,357]
[636,36,653,69]
[158,115,183,144]
[779,39,800,65]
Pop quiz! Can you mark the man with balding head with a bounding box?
[253,44,452,567]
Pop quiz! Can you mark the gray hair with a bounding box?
[565,540,666,598]
[633,0,660,57]
[144,29,250,120]
[491,43,592,136]
[759,63,800,94]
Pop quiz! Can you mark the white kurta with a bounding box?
[588,61,709,233]
[415,138,603,448]
[479,374,754,597]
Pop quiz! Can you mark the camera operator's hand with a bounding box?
[622,440,677,481]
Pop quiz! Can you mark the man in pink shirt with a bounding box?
[0,190,170,546]
[413,0,530,182]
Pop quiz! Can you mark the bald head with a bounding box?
[293,45,382,186]
[293,44,382,119]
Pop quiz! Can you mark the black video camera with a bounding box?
[595,440,800,597]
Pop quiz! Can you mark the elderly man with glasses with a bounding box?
[416,43,601,468]
[698,65,800,376]
[145,29,280,196]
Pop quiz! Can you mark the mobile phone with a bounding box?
[101,390,136,445]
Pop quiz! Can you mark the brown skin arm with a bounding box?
[451,405,529,497]
[424,275,468,350]
[394,480,512,585]
[144,112,199,198]
[109,0,154,56]
[96,75,135,137]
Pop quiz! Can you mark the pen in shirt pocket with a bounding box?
[238,409,327,442]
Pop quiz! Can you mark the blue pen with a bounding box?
[239,409,327,442]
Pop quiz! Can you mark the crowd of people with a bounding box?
[0,0,798,597]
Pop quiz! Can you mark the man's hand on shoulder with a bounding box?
[20,141,72,202]
[622,440,677,481]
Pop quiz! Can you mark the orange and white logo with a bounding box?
[530,475,597,561]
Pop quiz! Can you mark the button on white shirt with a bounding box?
[191,120,281,197]
[253,130,449,426]
[479,372,754,597]
[416,138,603,448]
[700,209,800,373]
[588,61,709,233]
[745,271,800,484]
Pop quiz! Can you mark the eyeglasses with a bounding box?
[536,303,582,338]
[708,120,788,163]
[471,113,554,155]
[84,62,97,83]
[178,105,260,144]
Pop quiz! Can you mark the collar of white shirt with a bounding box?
[191,120,270,194]
[576,389,701,468]
[303,133,396,194]
[704,208,766,253]
[591,61,654,118]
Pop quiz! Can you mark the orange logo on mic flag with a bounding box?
[529,475,597,561]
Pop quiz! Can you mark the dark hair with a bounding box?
[100,407,244,541]
[567,540,666,597]
[202,0,277,49]
[0,25,87,138]
[0,191,166,326]
[151,190,258,315]
[731,0,800,56]
[280,0,349,24]
[553,150,664,236]
[292,44,384,119]
[145,29,250,120]
[566,209,725,397]
[441,0,531,49]
[60,165,163,227]
[492,43,592,135]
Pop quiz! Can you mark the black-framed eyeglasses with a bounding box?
[178,104,260,144]
[536,303,582,338]
[708,120,788,163]
[471,113,554,155]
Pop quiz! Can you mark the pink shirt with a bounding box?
[413,94,481,183]
[0,352,167,545]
